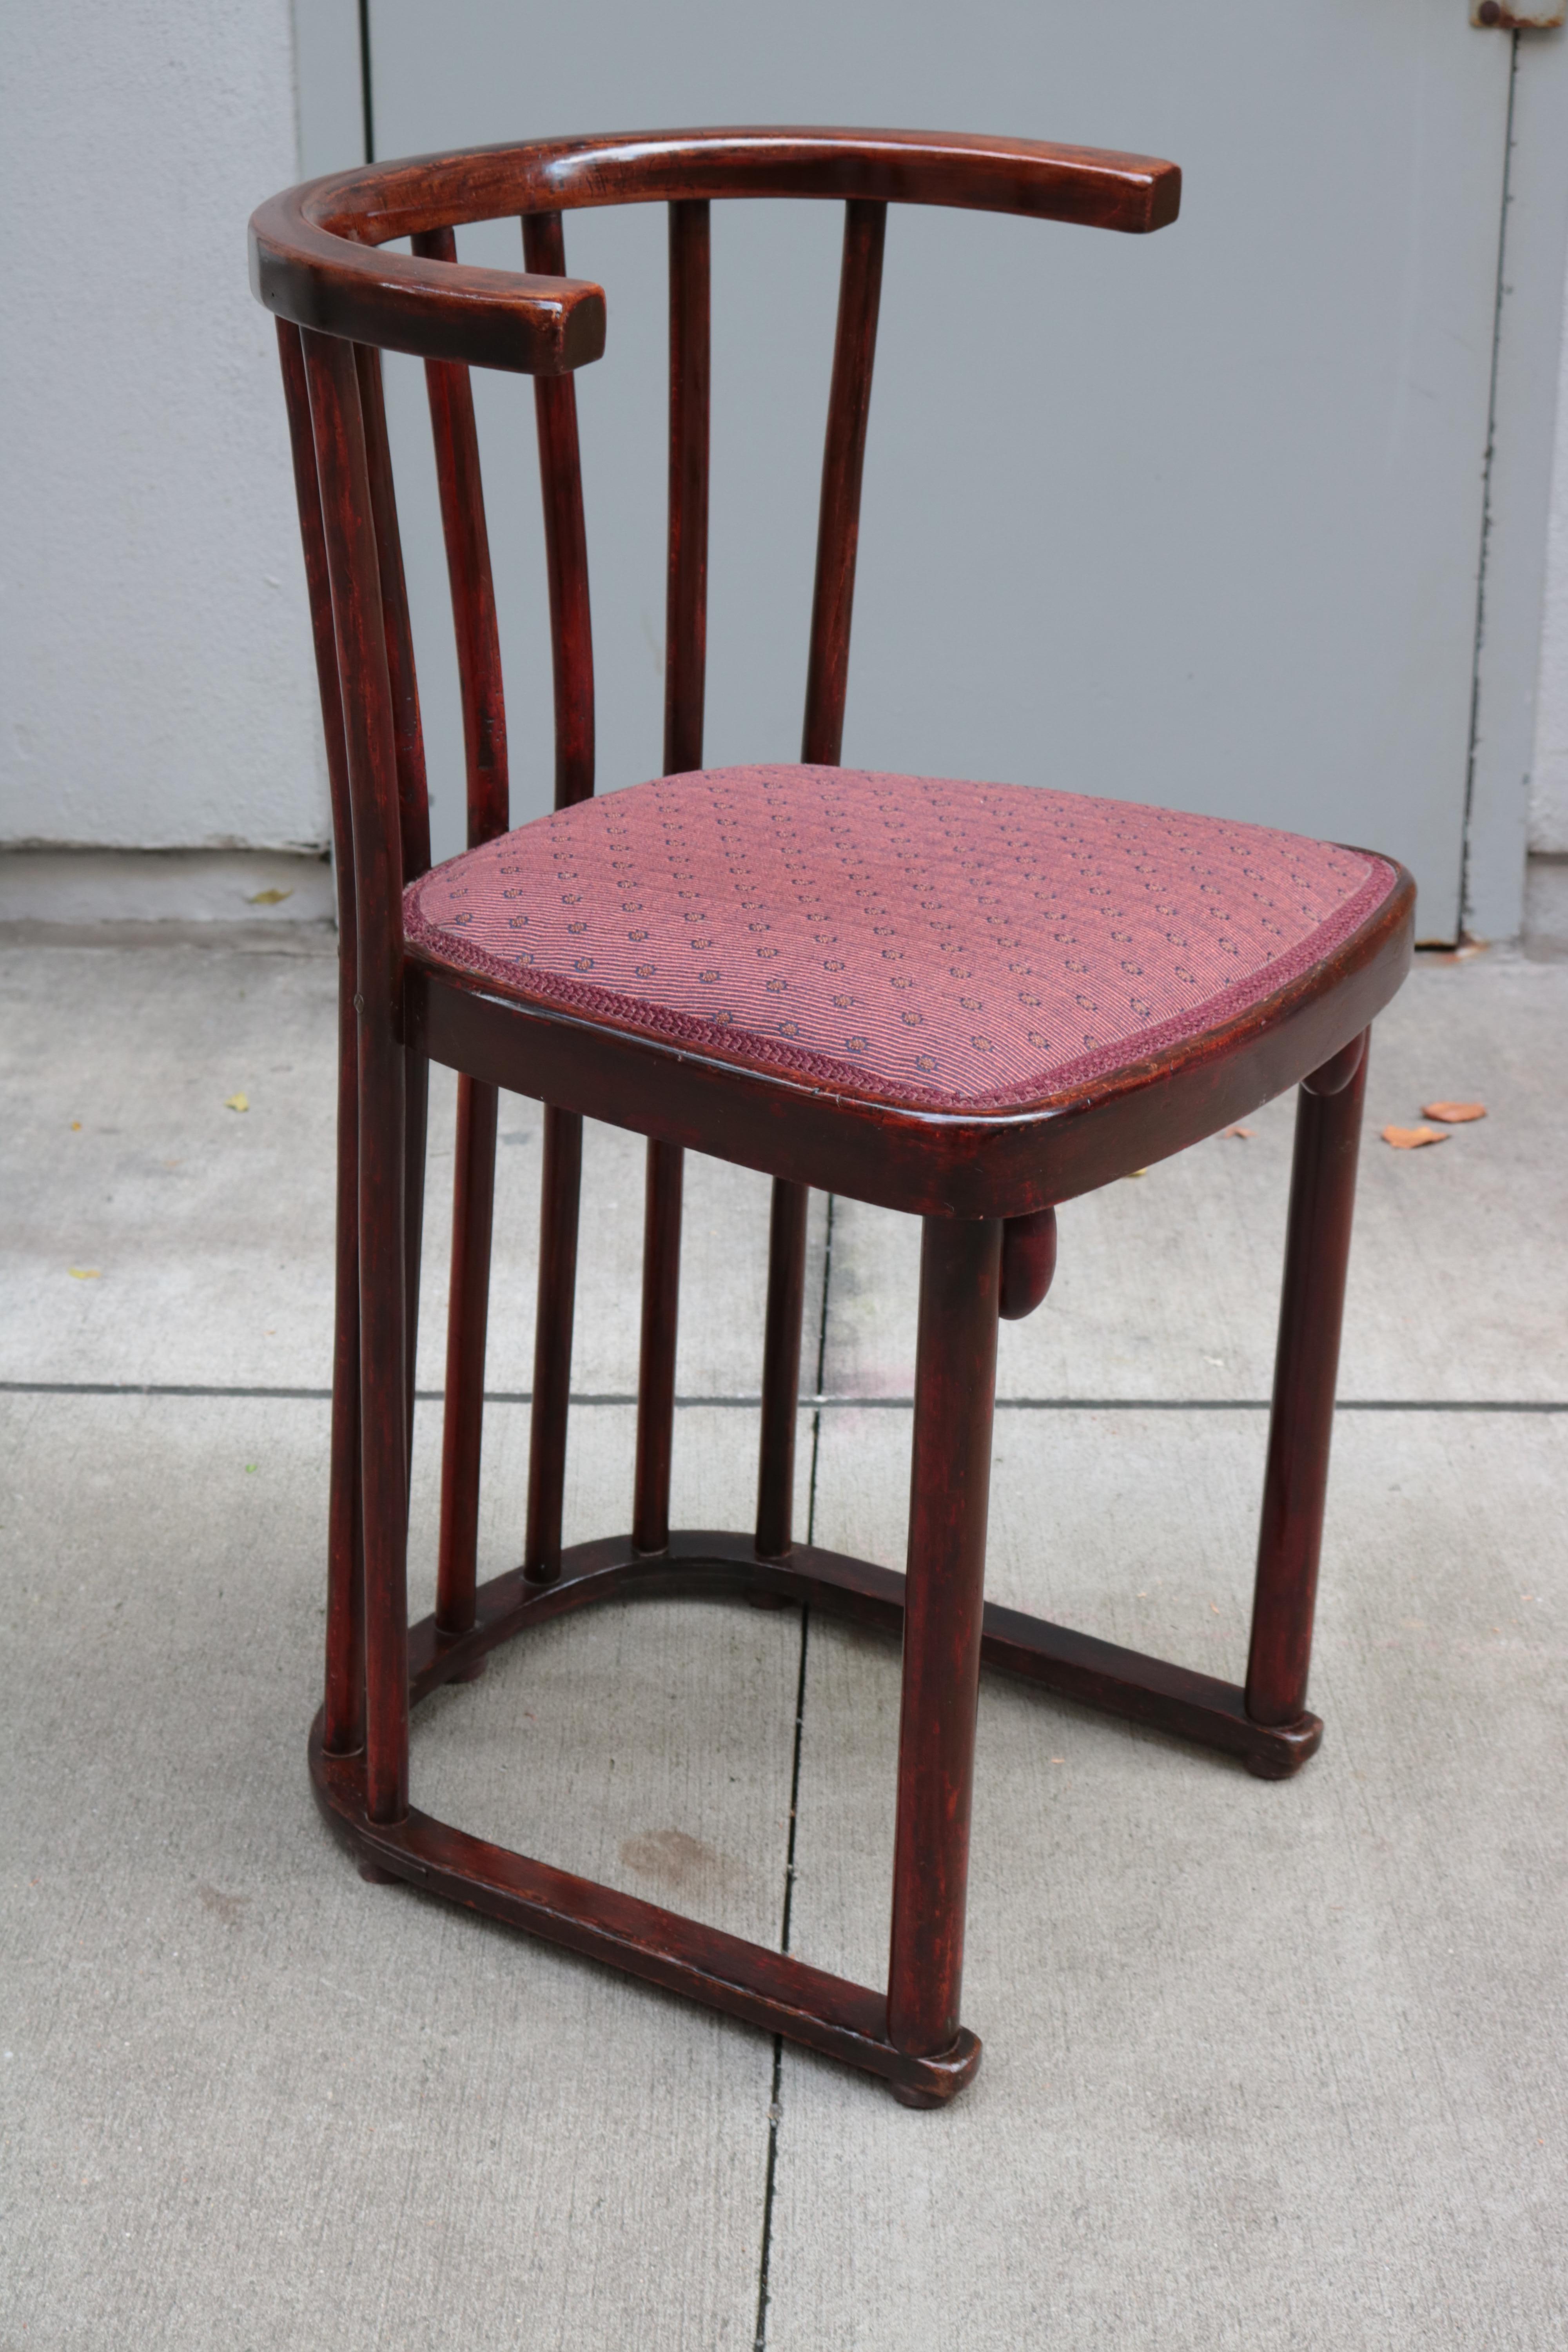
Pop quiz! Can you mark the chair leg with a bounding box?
[633,1139,684,1553]
[887,1215,1001,2104]
[323,960,365,1759]
[359,1022,412,1827]
[436,1075,498,1654]
[755,1177,810,1560]
[523,1105,583,1584]
[1245,1029,1370,1736]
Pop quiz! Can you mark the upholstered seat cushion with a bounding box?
[404,764,1396,1114]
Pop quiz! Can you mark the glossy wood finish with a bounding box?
[632,200,711,1557]
[436,1073,495,1642]
[276,319,365,1759]
[999,1204,1058,1321]
[301,325,410,1825]
[413,223,511,1649]
[888,1216,1000,2099]
[264,125,1408,2107]
[803,198,886,768]
[250,128,1179,374]
[632,1138,684,1553]
[523,1105,582,1586]
[755,1178,811,1559]
[523,209,595,813]
[1245,1032,1371,1733]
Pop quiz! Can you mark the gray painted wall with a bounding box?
[0,1,325,855]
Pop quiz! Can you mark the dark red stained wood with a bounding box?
[260,123,1416,2107]
[408,225,510,1649]
[888,1217,1000,2083]
[436,1074,497,1635]
[276,320,366,1758]
[1246,1033,1371,1730]
[352,344,431,887]
[522,210,595,812]
[631,201,710,1561]
[302,326,410,1824]
[412,226,511,849]
[803,199,886,766]
[407,879,1413,1223]
[523,1105,583,1584]
[755,1178,811,1559]
[632,1139,684,1553]
[664,198,710,779]
[402,1533,1321,1777]
[250,129,1179,376]
[999,1204,1058,1321]
[312,1724,980,2101]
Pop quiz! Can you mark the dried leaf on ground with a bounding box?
[1224,1125,1255,1139]
[67,1267,102,1279]
[247,887,292,907]
[1381,1123,1449,1150]
[1420,1100,1486,1123]
[224,1093,249,1113]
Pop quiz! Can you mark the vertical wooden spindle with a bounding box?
[302,326,410,1825]
[413,227,512,1643]
[755,1178,811,1559]
[754,199,889,1550]
[518,211,595,1580]
[633,1139,685,1552]
[277,319,365,1755]
[633,198,711,1552]
[887,1215,1001,2101]
[523,1104,583,1583]
[354,343,429,1473]
[1245,1031,1370,1733]
[801,198,887,768]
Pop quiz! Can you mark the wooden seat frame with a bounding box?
[250,127,1413,2108]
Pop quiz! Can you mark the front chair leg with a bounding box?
[1245,1029,1370,1747]
[887,1214,1002,2105]
[359,1023,412,1828]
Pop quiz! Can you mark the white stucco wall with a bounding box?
[1532,236,1568,857]
[0,2,326,852]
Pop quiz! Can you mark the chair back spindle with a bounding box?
[353,346,432,886]
[522,210,595,810]
[802,198,887,768]
[412,226,512,849]
[664,199,711,775]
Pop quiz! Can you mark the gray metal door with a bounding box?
[356,2,1524,936]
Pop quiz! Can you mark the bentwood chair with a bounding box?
[249,127,1412,2108]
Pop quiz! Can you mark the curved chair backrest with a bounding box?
[250,128,1181,1015]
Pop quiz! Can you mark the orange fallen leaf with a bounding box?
[70,1120,82,1131]
[67,1266,102,1280]
[1421,1100,1486,1124]
[247,887,293,907]
[1224,1125,1255,1140]
[1382,1123,1449,1150]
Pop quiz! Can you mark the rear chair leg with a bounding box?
[1245,1030,1370,1750]
[887,1215,1002,2104]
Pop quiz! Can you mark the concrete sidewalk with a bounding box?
[2,936,1564,2350]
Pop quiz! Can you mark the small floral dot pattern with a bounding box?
[404,765,1396,1113]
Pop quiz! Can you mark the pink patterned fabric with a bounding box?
[405,766,1395,1113]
